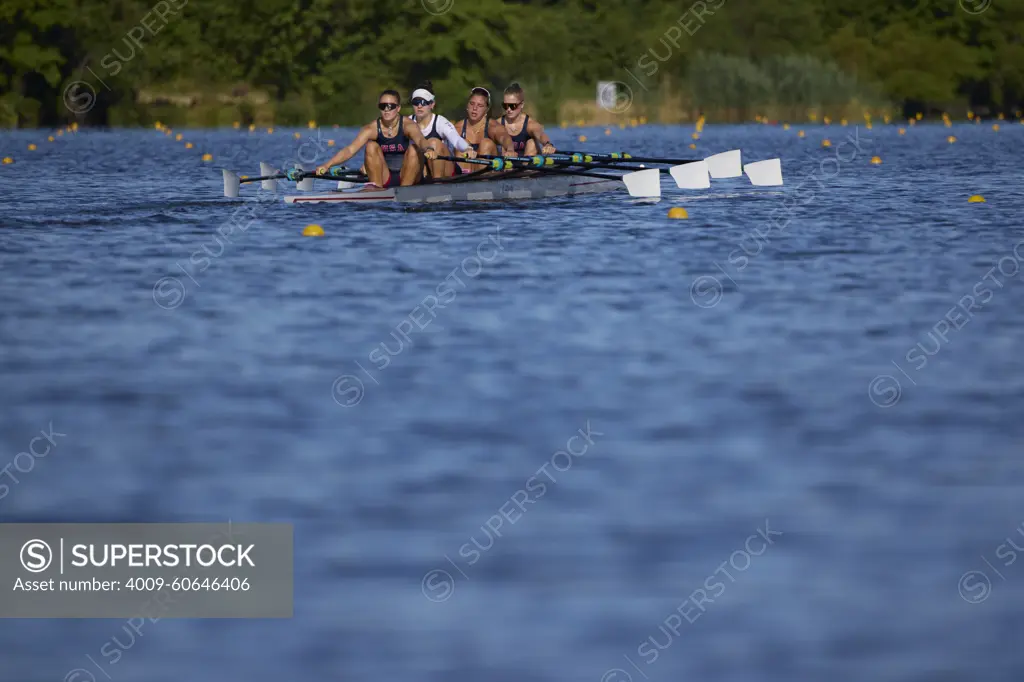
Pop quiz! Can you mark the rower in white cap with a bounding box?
[404,80,478,180]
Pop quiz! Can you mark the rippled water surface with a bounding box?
[2,122,1024,681]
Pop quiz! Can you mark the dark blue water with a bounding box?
[2,121,1024,682]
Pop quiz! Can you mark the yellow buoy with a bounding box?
[577,135,587,142]
[915,112,923,120]
[639,116,647,124]
[57,129,63,136]
[308,120,316,129]
[866,122,873,129]
[293,132,301,139]
[992,124,1000,131]
[559,121,567,129]
[248,124,256,132]
[691,132,699,140]
[2,157,13,164]
[577,119,585,126]
[667,207,688,219]
[947,135,957,143]
[175,133,182,141]
[898,127,906,135]
[688,143,697,149]
[822,139,831,147]
[909,119,916,126]
[233,121,240,129]
[870,156,882,165]
[797,130,805,138]
[303,224,325,237]
[48,136,54,142]
[968,195,985,203]
[154,121,163,130]
[619,122,626,129]
[823,116,831,125]
[883,114,891,124]
[266,127,274,134]
[998,113,1004,120]
[164,129,171,136]
[27,143,36,151]
[840,118,848,126]
[604,128,611,135]
[967,111,974,120]
[327,139,335,147]
[185,142,194,149]
[201,153,213,162]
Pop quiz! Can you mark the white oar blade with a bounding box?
[744,158,784,186]
[260,162,278,191]
[623,168,661,198]
[669,160,710,189]
[705,149,742,178]
[222,169,240,198]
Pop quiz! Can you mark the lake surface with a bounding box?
[2,121,1024,681]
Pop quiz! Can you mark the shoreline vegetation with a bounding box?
[2,0,1022,130]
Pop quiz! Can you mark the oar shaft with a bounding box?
[239,166,362,183]
[477,153,667,174]
[435,155,492,165]
[558,151,700,165]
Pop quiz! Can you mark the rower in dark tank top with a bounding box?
[498,82,557,158]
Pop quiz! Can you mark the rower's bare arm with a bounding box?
[316,125,374,173]
[403,119,437,159]
[489,121,517,156]
[528,120,556,152]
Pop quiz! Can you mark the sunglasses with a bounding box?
[411,98,432,107]
[378,102,399,111]
[502,101,522,111]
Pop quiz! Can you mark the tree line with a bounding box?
[1,0,1022,127]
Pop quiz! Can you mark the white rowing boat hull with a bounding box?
[282,175,622,205]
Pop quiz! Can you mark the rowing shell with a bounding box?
[282,174,622,205]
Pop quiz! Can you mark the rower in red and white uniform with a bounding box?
[314,89,439,187]
[452,86,517,174]
[499,82,556,157]
[404,81,477,179]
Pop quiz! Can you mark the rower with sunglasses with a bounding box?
[452,86,517,174]
[314,89,439,188]
[406,81,477,179]
[500,82,556,157]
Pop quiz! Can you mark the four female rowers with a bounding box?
[315,81,557,189]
